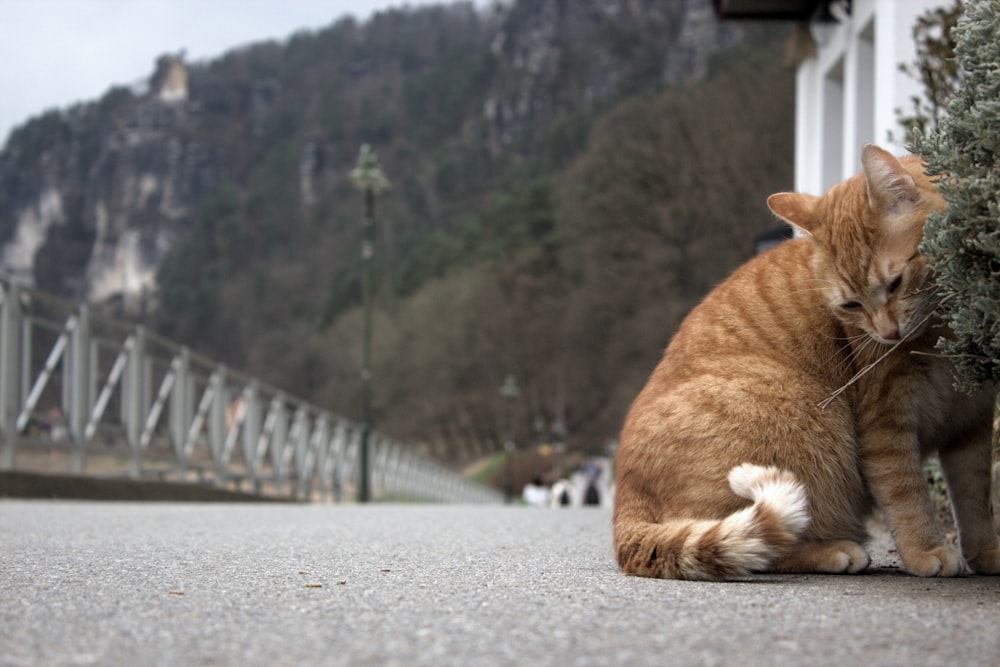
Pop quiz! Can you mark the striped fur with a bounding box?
[615,464,809,580]
[614,146,999,580]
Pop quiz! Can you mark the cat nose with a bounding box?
[873,314,900,341]
[877,323,900,341]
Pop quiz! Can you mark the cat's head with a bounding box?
[767,145,945,346]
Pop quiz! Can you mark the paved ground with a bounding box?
[2,501,999,667]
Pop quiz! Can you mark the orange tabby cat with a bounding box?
[613,144,999,580]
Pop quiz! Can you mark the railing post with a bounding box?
[170,347,192,467]
[124,326,145,478]
[381,441,395,497]
[398,448,414,498]
[269,394,288,496]
[375,436,392,497]
[344,425,360,500]
[313,414,330,500]
[330,420,348,503]
[209,366,228,483]
[0,282,22,470]
[293,407,312,500]
[242,382,261,494]
[318,417,332,502]
[68,304,91,474]
[88,337,98,424]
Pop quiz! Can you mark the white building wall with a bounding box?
[795,0,946,195]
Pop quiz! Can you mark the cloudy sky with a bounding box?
[0,0,483,147]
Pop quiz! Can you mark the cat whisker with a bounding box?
[817,309,938,410]
[832,331,869,343]
[819,333,873,380]
[840,336,877,373]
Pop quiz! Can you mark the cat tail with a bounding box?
[614,464,810,580]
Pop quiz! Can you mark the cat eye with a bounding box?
[888,276,903,293]
[840,301,863,311]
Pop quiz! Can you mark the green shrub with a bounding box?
[913,0,1000,393]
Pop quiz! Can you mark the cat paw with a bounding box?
[773,540,870,574]
[815,541,870,574]
[968,548,1000,575]
[838,542,871,573]
[902,546,970,577]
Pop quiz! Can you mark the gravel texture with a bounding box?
[1,501,999,666]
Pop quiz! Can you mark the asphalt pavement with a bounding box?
[2,501,999,667]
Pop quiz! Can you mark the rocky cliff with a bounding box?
[0,0,743,308]
[0,63,223,304]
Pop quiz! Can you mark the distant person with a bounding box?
[522,477,550,508]
[47,407,67,442]
[584,460,602,506]
[550,478,572,507]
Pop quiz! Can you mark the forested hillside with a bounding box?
[0,1,795,458]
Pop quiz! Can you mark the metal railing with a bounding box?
[0,278,500,503]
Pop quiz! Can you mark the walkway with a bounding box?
[2,501,999,666]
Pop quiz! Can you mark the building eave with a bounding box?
[712,0,836,21]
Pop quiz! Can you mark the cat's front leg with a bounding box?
[860,419,968,577]
[939,426,1000,575]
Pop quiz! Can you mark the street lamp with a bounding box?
[499,374,520,504]
[349,144,390,503]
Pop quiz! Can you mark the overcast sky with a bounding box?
[0,0,482,148]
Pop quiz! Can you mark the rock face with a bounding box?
[0,0,741,307]
[151,54,190,104]
[0,76,223,304]
[84,101,222,305]
[484,0,740,151]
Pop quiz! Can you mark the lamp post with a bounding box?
[350,144,390,503]
[499,374,520,504]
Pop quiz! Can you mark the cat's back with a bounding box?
[646,237,844,390]
[621,236,854,463]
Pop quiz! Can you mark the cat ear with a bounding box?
[861,144,918,215]
[767,192,819,236]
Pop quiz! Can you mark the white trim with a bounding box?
[795,0,945,194]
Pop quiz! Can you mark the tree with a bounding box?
[913,0,1000,392]
[898,1,965,141]
[553,42,795,440]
